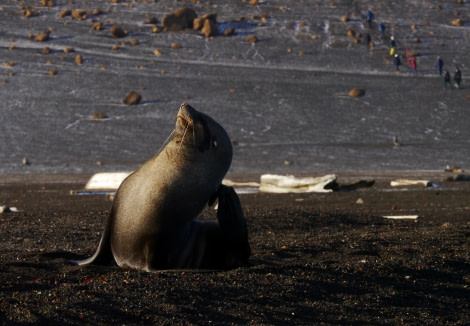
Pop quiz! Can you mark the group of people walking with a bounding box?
[365,9,463,89]
[390,46,418,75]
[433,56,461,89]
[390,38,462,89]
[443,67,462,89]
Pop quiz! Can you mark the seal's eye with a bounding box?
[212,139,218,149]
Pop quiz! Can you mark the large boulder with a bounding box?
[162,7,197,31]
[201,17,218,37]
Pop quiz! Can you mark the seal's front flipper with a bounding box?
[216,185,251,268]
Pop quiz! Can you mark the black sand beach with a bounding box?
[1,173,470,325]
[1,0,470,325]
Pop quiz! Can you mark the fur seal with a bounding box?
[72,103,250,271]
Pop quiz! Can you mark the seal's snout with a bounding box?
[177,115,190,130]
[177,103,197,130]
[179,103,196,117]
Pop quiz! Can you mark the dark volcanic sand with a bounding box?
[1,1,470,324]
[1,173,469,325]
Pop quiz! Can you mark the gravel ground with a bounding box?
[1,173,469,325]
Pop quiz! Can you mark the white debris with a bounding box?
[259,174,336,193]
[85,172,132,190]
[390,179,431,187]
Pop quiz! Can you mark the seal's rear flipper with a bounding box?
[216,185,251,267]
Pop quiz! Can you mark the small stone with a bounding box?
[35,30,51,42]
[349,88,365,97]
[111,25,127,38]
[246,35,257,43]
[123,91,142,105]
[91,22,103,31]
[75,54,83,64]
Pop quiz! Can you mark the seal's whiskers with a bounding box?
[178,124,189,152]
[157,130,175,154]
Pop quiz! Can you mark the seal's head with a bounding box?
[174,103,232,174]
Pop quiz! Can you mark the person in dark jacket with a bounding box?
[443,70,451,89]
[435,56,444,75]
[365,10,374,28]
[393,54,401,71]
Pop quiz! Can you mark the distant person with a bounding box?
[393,54,401,71]
[410,56,417,75]
[364,33,371,46]
[435,56,444,75]
[443,70,451,89]
[389,36,396,56]
[366,9,374,28]
[378,23,385,38]
[454,68,462,88]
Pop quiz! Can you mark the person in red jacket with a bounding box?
[410,56,417,75]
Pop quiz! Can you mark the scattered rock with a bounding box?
[445,166,464,173]
[48,69,58,76]
[3,62,16,67]
[162,7,197,31]
[91,22,104,31]
[201,18,218,37]
[349,88,365,97]
[71,10,87,20]
[35,30,51,42]
[23,8,37,18]
[450,18,464,27]
[122,91,142,105]
[193,17,204,30]
[346,29,356,38]
[171,43,182,49]
[58,9,71,18]
[91,113,108,120]
[153,49,163,56]
[224,27,235,36]
[143,17,158,24]
[75,54,83,64]
[246,35,257,43]
[111,25,127,38]
[41,0,55,7]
